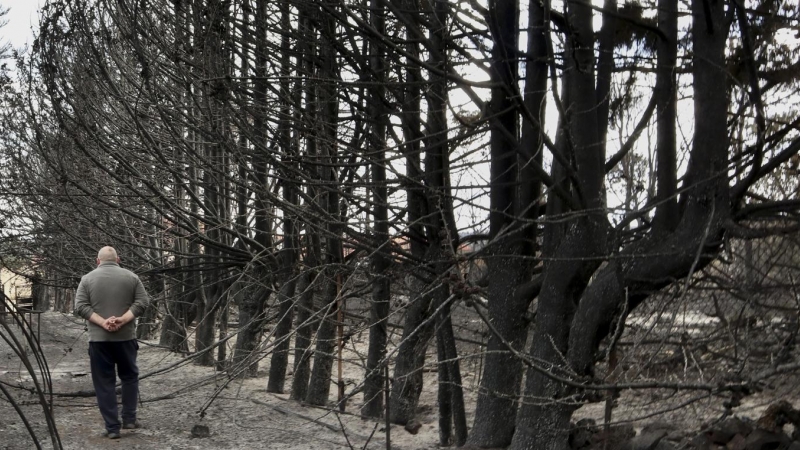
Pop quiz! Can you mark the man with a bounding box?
[74,246,149,439]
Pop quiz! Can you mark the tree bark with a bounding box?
[266,0,298,394]
[388,0,433,426]
[467,0,529,444]
[233,284,270,377]
[267,278,297,392]
[652,0,679,232]
[389,277,435,424]
[160,246,191,353]
[195,281,223,366]
[290,269,318,401]
[361,0,392,419]
[290,5,322,402]
[305,277,339,406]
[435,290,468,446]
[305,7,342,405]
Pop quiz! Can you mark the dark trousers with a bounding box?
[89,340,139,433]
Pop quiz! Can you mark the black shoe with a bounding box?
[122,420,141,430]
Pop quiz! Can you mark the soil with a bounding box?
[0,312,461,450]
[2,308,798,450]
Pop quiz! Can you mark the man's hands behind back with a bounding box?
[102,316,120,332]
[101,310,135,332]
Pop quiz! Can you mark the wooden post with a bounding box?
[384,364,391,450]
[337,273,345,412]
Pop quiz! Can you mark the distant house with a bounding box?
[1,267,32,303]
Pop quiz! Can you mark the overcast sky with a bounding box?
[2,1,41,53]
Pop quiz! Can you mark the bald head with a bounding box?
[97,246,119,264]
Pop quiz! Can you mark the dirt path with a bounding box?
[1,312,444,450]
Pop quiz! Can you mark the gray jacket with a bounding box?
[74,261,149,342]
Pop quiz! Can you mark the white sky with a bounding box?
[1,1,41,53]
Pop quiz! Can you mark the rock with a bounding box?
[725,434,746,450]
[642,421,683,443]
[710,418,754,444]
[592,423,636,448]
[787,442,800,450]
[756,401,800,433]
[569,432,592,450]
[191,424,210,438]
[404,420,422,435]
[744,429,790,450]
[626,430,669,450]
[642,421,679,437]
[687,433,713,450]
[576,418,598,430]
[569,419,595,450]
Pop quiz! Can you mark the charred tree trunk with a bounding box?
[306,277,339,406]
[652,0,679,232]
[290,267,318,401]
[194,0,231,367]
[436,302,453,446]
[305,8,342,406]
[290,6,321,402]
[160,260,191,352]
[136,273,160,340]
[233,284,270,377]
[388,0,434,426]
[267,277,296,392]
[267,0,299,394]
[229,0,274,372]
[389,280,434,424]
[508,0,729,447]
[195,281,225,366]
[424,0,468,443]
[434,286,468,447]
[361,0,391,419]
[31,275,48,311]
[158,0,193,355]
[467,0,532,444]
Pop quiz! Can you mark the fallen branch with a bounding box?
[246,397,340,432]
